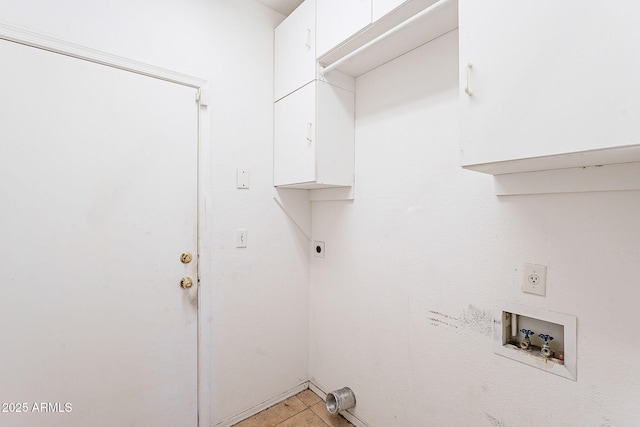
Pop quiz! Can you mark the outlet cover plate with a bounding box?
[523,263,546,296]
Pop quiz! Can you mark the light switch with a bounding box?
[236,229,248,248]
[237,169,250,189]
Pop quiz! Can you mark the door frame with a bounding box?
[0,21,212,426]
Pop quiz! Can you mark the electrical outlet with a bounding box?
[313,241,325,258]
[523,263,546,296]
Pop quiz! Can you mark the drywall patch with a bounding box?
[462,305,492,337]
[485,413,510,427]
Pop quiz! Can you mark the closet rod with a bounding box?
[321,0,455,75]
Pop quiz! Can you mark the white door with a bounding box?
[0,38,198,426]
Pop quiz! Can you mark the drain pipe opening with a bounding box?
[326,387,356,414]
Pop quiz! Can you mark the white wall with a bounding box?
[309,30,640,426]
[0,1,310,425]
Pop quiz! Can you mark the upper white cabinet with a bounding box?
[459,1,640,174]
[274,0,356,189]
[318,0,458,77]
[274,0,316,101]
[275,0,356,101]
[316,0,372,58]
[274,80,355,188]
[273,0,458,189]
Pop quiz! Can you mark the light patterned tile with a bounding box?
[232,411,269,427]
[297,389,323,407]
[277,409,328,427]
[310,402,353,427]
[270,396,307,419]
[234,396,307,427]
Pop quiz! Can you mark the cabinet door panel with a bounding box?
[317,0,371,57]
[460,1,640,166]
[274,83,317,186]
[275,0,315,101]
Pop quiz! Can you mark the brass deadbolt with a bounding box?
[180,252,193,264]
[180,277,193,289]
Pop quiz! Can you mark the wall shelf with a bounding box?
[462,144,640,175]
[318,0,458,77]
[462,145,640,196]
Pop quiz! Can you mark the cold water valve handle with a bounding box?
[538,334,554,358]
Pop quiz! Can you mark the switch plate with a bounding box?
[237,169,250,189]
[523,263,546,296]
[236,229,248,248]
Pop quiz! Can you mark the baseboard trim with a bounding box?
[213,381,370,427]
[213,382,309,427]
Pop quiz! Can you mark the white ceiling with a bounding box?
[254,0,303,16]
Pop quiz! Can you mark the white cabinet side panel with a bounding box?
[315,81,355,186]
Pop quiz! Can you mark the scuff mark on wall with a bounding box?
[485,412,510,427]
[428,310,459,330]
[600,418,612,427]
[428,306,493,337]
[461,305,493,337]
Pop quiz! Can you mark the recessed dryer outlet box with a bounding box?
[494,302,577,381]
[313,241,325,258]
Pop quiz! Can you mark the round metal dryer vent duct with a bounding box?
[326,387,356,414]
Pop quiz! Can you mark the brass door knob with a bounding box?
[180,252,193,264]
[180,277,193,289]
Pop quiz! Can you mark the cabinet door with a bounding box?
[460,1,640,167]
[372,0,405,21]
[274,83,317,186]
[274,0,315,101]
[316,0,371,57]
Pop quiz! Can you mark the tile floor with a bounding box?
[233,389,354,427]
